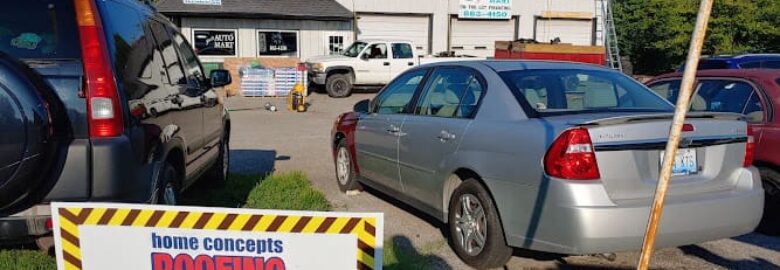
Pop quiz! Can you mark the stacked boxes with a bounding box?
[240,67,305,97]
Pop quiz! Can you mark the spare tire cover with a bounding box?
[0,54,58,210]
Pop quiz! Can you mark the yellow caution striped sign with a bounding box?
[55,205,379,270]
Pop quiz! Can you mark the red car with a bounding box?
[647,69,780,234]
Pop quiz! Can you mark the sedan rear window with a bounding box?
[501,69,673,115]
[0,0,80,59]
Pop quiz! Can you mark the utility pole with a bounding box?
[636,0,714,269]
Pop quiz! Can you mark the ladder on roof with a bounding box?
[595,0,623,71]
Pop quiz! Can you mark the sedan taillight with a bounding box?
[544,128,601,180]
[744,126,755,167]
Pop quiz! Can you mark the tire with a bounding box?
[153,163,179,205]
[448,179,512,269]
[205,132,230,186]
[334,140,361,192]
[0,52,66,215]
[326,73,352,98]
[757,168,780,235]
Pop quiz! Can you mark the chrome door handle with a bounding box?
[387,125,401,134]
[438,130,456,141]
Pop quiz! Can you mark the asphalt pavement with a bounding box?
[224,93,780,270]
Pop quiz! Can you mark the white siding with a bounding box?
[535,19,593,45]
[179,17,352,62]
[449,17,516,57]
[356,14,431,54]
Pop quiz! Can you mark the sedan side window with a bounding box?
[416,68,484,118]
[374,69,426,114]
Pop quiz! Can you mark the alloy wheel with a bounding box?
[336,147,350,185]
[455,193,487,256]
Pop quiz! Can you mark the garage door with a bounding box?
[535,19,593,46]
[449,17,516,57]
[356,14,430,54]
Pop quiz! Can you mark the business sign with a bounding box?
[194,30,236,56]
[458,0,512,20]
[52,203,383,270]
[258,31,298,57]
[183,0,222,6]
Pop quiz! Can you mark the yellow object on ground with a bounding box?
[287,82,306,112]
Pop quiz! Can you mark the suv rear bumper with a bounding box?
[0,205,52,241]
[507,167,764,254]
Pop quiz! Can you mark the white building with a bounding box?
[158,0,598,64]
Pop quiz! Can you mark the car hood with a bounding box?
[306,54,353,63]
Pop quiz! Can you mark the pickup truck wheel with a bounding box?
[757,168,780,235]
[326,74,352,98]
[448,179,512,269]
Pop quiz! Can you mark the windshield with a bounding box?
[500,69,674,116]
[343,42,367,57]
[0,0,80,59]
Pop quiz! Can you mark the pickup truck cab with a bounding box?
[306,40,481,97]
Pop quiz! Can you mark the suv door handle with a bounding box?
[408,62,414,66]
[383,62,390,66]
[437,130,456,141]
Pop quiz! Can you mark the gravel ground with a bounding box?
[224,93,780,270]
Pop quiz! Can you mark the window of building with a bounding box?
[258,30,298,57]
[192,29,237,56]
[329,35,345,55]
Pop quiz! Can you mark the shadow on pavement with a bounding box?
[552,263,632,270]
[384,235,451,270]
[733,233,780,252]
[181,149,279,208]
[680,244,780,269]
[229,149,280,175]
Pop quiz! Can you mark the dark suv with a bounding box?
[0,0,231,243]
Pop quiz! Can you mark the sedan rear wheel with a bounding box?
[448,179,512,269]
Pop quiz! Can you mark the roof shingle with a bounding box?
[156,0,354,21]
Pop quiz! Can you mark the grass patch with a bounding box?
[244,171,331,211]
[183,171,331,211]
[0,250,55,270]
[383,238,447,270]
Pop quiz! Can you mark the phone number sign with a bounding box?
[459,0,512,20]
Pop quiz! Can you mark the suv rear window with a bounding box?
[0,0,80,59]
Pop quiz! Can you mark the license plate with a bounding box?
[660,148,698,176]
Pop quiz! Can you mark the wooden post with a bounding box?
[636,0,714,269]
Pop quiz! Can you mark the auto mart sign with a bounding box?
[459,0,512,19]
[52,203,383,270]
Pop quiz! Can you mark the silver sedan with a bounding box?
[331,61,764,269]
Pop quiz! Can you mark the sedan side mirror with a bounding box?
[354,99,370,113]
[210,69,232,88]
[360,54,369,61]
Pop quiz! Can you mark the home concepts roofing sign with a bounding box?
[52,203,383,270]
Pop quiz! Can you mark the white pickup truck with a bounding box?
[305,39,482,97]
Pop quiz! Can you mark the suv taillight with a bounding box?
[744,126,755,167]
[75,0,123,137]
[544,128,601,180]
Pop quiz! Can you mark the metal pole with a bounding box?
[636,0,714,269]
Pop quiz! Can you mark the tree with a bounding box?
[614,0,780,75]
